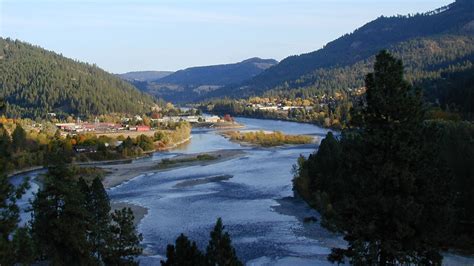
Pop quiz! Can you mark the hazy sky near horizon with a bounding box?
[1,0,453,73]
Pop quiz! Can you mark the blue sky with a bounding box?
[1,0,453,73]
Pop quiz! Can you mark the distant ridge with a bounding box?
[132,57,278,103]
[118,71,174,82]
[155,57,278,86]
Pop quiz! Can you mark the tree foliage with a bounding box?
[161,218,242,266]
[30,163,143,265]
[294,51,462,264]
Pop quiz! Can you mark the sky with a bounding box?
[1,0,453,73]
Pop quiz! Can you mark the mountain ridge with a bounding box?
[118,71,174,82]
[130,57,278,103]
[201,0,474,100]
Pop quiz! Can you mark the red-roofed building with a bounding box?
[136,125,150,131]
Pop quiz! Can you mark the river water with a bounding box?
[12,117,473,265]
[109,117,342,265]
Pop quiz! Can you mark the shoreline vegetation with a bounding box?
[1,121,192,175]
[221,130,314,147]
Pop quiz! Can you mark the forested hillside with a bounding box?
[203,0,474,107]
[131,58,277,103]
[0,38,157,119]
[261,35,474,119]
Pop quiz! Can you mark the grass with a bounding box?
[157,154,218,169]
[223,130,313,147]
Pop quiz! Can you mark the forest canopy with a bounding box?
[0,38,157,119]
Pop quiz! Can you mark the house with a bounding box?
[181,116,200,123]
[258,106,278,111]
[205,116,220,123]
[74,145,97,153]
[136,125,151,131]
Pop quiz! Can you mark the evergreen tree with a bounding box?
[104,207,143,265]
[0,98,29,264]
[30,164,93,265]
[206,218,242,266]
[0,126,12,163]
[11,125,27,152]
[327,51,453,264]
[161,234,207,266]
[89,177,112,261]
[0,172,29,265]
[11,226,35,265]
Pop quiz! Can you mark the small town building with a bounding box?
[135,125,151,131]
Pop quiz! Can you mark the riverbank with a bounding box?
[98,149,245,189]
[204,111,343,130]
[193,121,244,130]
[6,136,192,179]
[98,149,245,227]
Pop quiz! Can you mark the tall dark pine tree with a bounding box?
[330,51,453,265]
[80,177,112,261]
[0,126,12,166]
[11,125,27,152]
[104,207,143,265]
[206,218,242,266]
[0,97,29,265]
[161,234,207,266]
[30,164,93,265]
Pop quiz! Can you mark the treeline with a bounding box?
[201,98,353,129]
[0,38,157,119]
[293,51,474,264]
[0,117,191,173]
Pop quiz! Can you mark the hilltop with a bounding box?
[0,38,157,119]
[129,57,278,103]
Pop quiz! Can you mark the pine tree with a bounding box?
[11,226,35,265]
[161,234,207,266]
[206,218,242,266]
[11,125,27,152]
[329,51,453,265]
[104,207,143,265]
[0,126,12,164]
[0,96,29,264]
[89,177,112,261]
[30,164,93,265]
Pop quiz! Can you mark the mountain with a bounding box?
[0,38,157,119]
[133,58,278,103]
[118,71,173,82]
[156,57,277,86]
[203,0,474,100]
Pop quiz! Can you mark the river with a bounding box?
[12,117,474,265]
